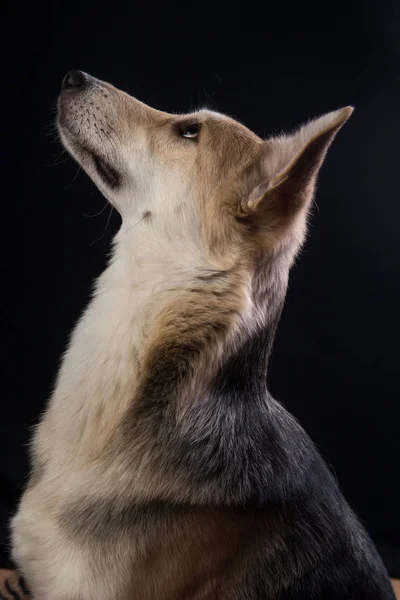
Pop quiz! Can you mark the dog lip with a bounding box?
[57,115,121,189]
[57,112,78,138]
[91,152,121,189]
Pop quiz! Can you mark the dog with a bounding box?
[11,70,395,599]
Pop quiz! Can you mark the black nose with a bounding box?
[61,70,87,91]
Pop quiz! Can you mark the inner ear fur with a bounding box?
[236,106,353,223]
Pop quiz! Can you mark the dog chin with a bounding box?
[58,122,121,190]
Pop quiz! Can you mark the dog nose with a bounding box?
[61,70,87,91]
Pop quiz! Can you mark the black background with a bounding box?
[2,0,399,576]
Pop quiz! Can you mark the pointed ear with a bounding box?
[236,106,353,226]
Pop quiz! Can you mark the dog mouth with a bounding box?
[91,152,121,189]
[58,116,122,190]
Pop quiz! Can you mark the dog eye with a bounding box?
[180,123,200,139]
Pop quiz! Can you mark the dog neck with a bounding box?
[51,219,290,463]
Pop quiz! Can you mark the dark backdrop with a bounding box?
[2,0,399,576]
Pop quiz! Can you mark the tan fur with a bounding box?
[11,72,353,599]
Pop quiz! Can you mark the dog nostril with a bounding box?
[61,70,87,91]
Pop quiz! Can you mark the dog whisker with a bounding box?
[83,202,110,218]
[89,205,114,247]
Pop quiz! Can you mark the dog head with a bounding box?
[58,70,352,272]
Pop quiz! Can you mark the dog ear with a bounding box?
[234,107,353,228]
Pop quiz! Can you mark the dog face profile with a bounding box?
[58,70,352,274]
